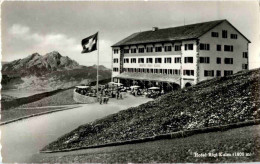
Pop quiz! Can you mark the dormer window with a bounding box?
[131,48,136,53]
[138,48,144,53]
[146,47,153,53]
[155,46,162,52]
[164,45,172,52]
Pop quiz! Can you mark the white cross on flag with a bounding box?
[81,32,98,53]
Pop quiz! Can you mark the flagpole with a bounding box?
[97,32,99,100]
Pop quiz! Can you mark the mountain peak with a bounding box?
[2,51,80,76]
[45,51,62,59]
[31,53,41,57]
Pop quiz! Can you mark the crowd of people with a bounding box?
[75,83,165,105]
[130,87,164,98]
[98,86,125,104]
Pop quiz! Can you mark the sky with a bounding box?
[1,1,260,69]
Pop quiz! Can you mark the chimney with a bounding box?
[152,27,159,31]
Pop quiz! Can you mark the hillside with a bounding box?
[1,51,111,90]
[42,68,260,151]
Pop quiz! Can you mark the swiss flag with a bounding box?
[81,32,98,53]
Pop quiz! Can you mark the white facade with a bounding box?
[112,21,249,88]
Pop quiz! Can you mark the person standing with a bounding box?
[99,93,103,105]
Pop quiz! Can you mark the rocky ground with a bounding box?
[36,124,260,163]
[42,68,260,152]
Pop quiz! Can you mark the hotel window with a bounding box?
[164,45,172,52]
[224,70,233,76]
[131,58,136,63]
[183,70,194,76]
[146,69,150,73]
[169,69,173,75]
[211,32,219,37]
[143,68,146,73]
[131,48,137,53]
[123,58,129,63]
[222,30,228,38]
[113,58,118,63]
[137,68,141,73]
[138,58,144,63]
[113,49,119,54]
[217,45,222,51]
[155,58,162,63]
[199,57,210,63]
[242,64,248,69]
[199,43,210,50]
[243,52,248,58]
[146,58,153,63]
[150,69,154,73]
[216,57,221,64]
[134,68,137,72]
[146,47,153,53]
[127,68,130,72]
[216,70,221,77]
[155,46,162,52]
[163,69,168,74]
[184,57,193,63]
[164,57,172,63]
[123,68,126,72]
[154,69,158,74]
[124,49,129,54]
[185,44,193,50]
[175,57,181,63]
[113,67,119,72]
[224,58,233,64]
[175,45,181,51]
[159,69,163,74]
[224,45,233,52]
[204,70,214,77]
[138,48,145,53]
[231,34,238,39]
[174,69,180,75]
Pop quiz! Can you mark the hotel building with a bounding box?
[111,19,250,90]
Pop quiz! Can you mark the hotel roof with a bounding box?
[112,19,250,47]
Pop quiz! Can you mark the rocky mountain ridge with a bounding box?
[2,51,80,76]
[1,51,111,90]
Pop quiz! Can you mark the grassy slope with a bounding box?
[0,88,78,122]
[37,124,260,163]
[17,88,76,108]
[1,106,67,123]
[42,68,260,151]
[1,78,112,122]
[1,94,17,102]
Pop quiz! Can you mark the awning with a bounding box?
[76,86,90,89]
[115,72,181,85]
